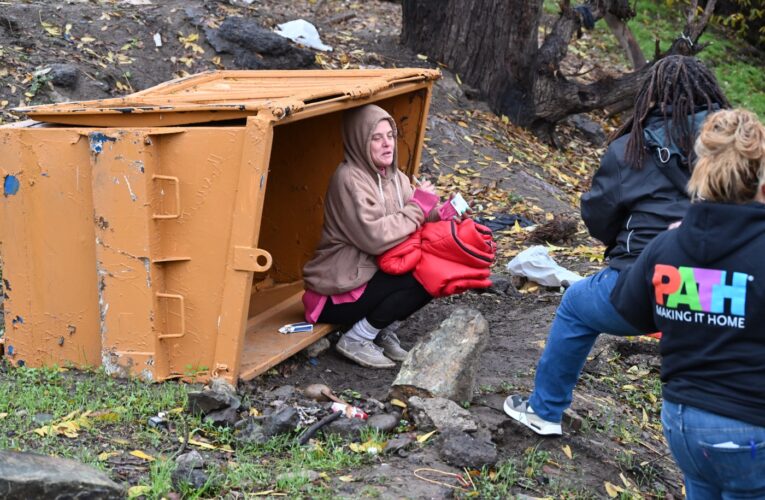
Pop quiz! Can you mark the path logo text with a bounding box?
[652,264,751,329]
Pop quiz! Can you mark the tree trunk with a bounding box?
[401,0,715,142]
[401,0,541,126]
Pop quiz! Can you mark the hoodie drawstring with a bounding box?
[376,171,404,211]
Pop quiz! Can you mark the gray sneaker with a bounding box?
[336,334,395,369]
[375,329,408,361]
[503,395,562,436]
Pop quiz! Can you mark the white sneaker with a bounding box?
[375,329,408,361]
[336,334,395,369]
[503,395,562,436]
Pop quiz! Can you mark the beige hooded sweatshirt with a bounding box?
[302,104,427,295]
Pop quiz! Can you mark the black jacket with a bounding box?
[612,202,765,426]
[581,110,712,270]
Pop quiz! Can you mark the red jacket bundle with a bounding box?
[377,219,496,297]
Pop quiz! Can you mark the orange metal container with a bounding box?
[0,69,439,383]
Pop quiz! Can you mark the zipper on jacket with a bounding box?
[450,221,493,263]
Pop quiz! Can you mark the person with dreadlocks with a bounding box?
[503,55,730,436]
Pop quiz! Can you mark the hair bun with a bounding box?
[689,109,765,203]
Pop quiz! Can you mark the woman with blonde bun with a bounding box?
[612,109,765,498]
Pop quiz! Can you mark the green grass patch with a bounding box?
[630,0,765,117]
[0,364,379,498]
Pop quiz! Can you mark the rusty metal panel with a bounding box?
[0,129,102,368]
[15,69,440,127]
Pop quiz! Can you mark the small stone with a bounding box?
[324,417,366,440]
[175,451,204,470]
[268,385,297,400]
[234,419,268,446]
[203,407,240,428]
[276,469,320,483]
[407,396,477,432]
[562,409,584,432]
[48,64,79,89]
[384,434,415,454]
[262,406,299,437]
[438,429,497,468]
[171,467,208,490]
[366,413,399,433]
[486,274,512,295]
[32,413,54,426]
[301,337,331,358]
[187,388,240,417]
[567,114,606,146]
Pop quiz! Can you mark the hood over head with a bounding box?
[677,201,765,264]
[342,104,398,175]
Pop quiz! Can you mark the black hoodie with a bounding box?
[581,108,715,271]
[611,202,765,426]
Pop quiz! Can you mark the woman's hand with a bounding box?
[418,179,436,194]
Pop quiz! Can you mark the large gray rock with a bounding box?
[407,396,477,433]
[391,308,489,403]
[0,450,124,499]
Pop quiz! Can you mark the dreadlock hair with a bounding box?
[611,55,730,170]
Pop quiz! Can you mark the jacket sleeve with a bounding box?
[377,229,422,275]
[334,169,425,256]
[581,146,626,247]
[610,242,659,333]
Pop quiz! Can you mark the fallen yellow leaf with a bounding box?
[604,481,622,498]
[129,450,155,462]
[127,485,152,498]
[416,54,428,60]
[390,399,407,408]
[338,475,354,482]
[98,451,121,461]
[561,444,572,459]
[416,430,437,443]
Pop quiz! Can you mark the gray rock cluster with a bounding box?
[204,17,315,70]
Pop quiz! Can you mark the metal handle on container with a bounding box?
[152,175,181,219]
[156,292,186,339]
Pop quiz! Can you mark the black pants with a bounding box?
[317,271,432,330]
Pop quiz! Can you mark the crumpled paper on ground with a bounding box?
[506,245,584,287]
[274,19,333,52]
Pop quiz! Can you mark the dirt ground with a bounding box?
[1,0,685,497]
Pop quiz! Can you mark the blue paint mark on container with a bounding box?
[41,172,49,177]
[3,175,20,196]
[12,315,24,325]
[17,360,25,367]
[7,345,13,356]
[89,132,117,155]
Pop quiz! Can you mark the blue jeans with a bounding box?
[529,267,641,422]
[662,400,765,499]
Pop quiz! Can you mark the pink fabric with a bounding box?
[410,188,439,216]
[303,284,368,323]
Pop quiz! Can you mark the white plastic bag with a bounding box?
[506,246,583,287]
[274,19,333,52]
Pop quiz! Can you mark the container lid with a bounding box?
[15,68,440,127]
